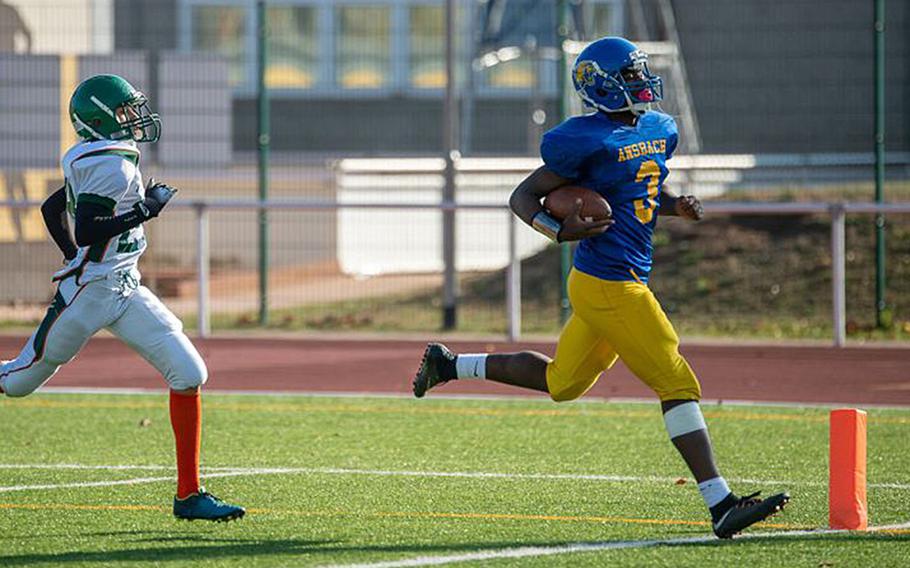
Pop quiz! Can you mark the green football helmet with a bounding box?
[69,74,161,143]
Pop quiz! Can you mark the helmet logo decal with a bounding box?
[72,113,104,140]
[574,60,599,87]
[89,95,115,117]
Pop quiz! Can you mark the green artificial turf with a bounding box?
[0,393,907,566]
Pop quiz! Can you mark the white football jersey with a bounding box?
[54,139,147,283]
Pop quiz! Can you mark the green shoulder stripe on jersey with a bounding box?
[33,289,67,359]
[71,148,140,166]
[76,193,116,213]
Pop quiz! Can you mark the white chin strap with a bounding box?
[620,91,651,115]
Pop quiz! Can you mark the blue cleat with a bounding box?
[173,488,246,522]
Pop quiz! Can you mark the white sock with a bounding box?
[455,354,487,379]
[698,477,732,509]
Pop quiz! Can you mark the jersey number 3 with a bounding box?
[634,160,660,224]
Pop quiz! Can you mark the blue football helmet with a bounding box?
[572,37,663,115]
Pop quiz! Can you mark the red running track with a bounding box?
[1,336,908,406]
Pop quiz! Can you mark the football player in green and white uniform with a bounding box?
[0,74,244,522]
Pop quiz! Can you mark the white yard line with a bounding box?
[0,463,908,492]
[0,476,177,493]
[318,522,910,568]
[0,464,241,472]
[0,469,264,493]
[0,464,171,472]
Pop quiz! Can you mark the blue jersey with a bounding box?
[540,110,678,283]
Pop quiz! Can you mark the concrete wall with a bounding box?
[232,96,560,156]
[673,0,909,153]
[0,53,231,168]
[0,55,60,168]
[158,53,232,166]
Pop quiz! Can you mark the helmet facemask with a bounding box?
[614,52,663,115]
[114,93,161,143]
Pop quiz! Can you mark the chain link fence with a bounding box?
[0,0,908,342]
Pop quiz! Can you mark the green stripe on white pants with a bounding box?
[0,271,207,397]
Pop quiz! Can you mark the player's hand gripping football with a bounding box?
[674,194,704,221]
[136,178,178,220]
[558,199,615,242]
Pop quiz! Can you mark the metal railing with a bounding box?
[4,199,910,346]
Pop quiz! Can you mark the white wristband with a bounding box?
[531,211,562,242]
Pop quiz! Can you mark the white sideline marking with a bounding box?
[0,476,176,493]
[0,464,239,472]
[0,463,908,493]
[37,386,910,410]
[319,522,910,568]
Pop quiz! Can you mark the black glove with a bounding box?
[135,178,178,219]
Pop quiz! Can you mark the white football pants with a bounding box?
[0,270,207,396]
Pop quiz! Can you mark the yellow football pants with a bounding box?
[545,268,701,402]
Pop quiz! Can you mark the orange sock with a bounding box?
[170,390,201,499]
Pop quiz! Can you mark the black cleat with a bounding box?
[413,343,457,398]
[712,491,790,539]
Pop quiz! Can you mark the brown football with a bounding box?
[543,186,612,221]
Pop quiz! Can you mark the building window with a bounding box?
[191,4,247,87]
[182,0,616,95]
[336,6,391,89]
[486,57,535,89]
[409,4,444,89]
[266,6,318,89]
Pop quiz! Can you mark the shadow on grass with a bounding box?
[682,531,910,549]
[0,530,906,565]
[0,536,575,566]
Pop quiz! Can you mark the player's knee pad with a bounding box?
[154,329,209,391]
[168,361,208,391]
[2,360,59,398]
[163,344,208,391]
[546,367,590,402]
[656,378,702,403]
[650,361,702,402]
[549,384,586,402]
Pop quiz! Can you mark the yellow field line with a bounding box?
[367,510,801,530]
[0,502,804,530]
[7,397,909,425]
[0,502,166,513]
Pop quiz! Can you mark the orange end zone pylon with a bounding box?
[829,408,868,530]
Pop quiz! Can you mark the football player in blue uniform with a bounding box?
[414,37,788,538]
